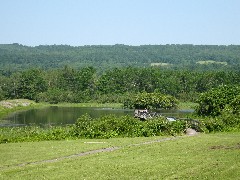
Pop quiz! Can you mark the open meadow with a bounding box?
[1,132,239,179]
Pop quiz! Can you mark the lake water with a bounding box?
[0,106,193,127]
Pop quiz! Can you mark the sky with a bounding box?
[1,0,240,46]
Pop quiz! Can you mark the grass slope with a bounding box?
[1,133,240,179]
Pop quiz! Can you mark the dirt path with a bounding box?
[1,134,196,170]
[17,147,120,167]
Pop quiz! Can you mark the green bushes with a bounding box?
[225,95,240,115]
[0,114,187,143]
[75,114,187,138]
[2,113,239,144]
[201,114,240,133]
[195,85,240,116]
[124,92,179,110]
[0,126,76,143]
[74,114,186,138]
[194,85,240,133]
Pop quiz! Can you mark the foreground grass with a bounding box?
[1,132,240,179]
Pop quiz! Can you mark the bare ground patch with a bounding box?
[210,143,240,150]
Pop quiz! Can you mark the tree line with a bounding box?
[1,43,240,74]
[1,66,239,103]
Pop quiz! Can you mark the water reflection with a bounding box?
[0,106,132,127]
[0,106,193,127]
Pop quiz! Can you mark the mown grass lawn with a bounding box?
[1,132,240,179]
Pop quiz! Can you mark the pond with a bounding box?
[0,106,194,127]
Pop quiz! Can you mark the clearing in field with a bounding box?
[196,60,228,65]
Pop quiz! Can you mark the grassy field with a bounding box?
[0,132,239,179]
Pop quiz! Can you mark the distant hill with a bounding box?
[0,43,240,73]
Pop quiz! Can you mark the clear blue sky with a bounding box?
[1,0,240,46]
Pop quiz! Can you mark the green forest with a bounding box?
[1,43,240,74]
[0,43,240,104]
[0,66,240,104]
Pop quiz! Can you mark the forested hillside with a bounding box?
[1,43,240,103]
[1,43,240,73]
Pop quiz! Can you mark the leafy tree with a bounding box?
[37,88,68,104]
[74,67,96,92]
[2,72,21,99]
[195,85,240,116]
[16,69,47,100]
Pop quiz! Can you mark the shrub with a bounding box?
[124,92,179,110]
[0,125,75,143]
[227,95,240,115]
[74,114,186,139]
[201,118,225,133]
[195,85,240,116]
[200,113,240,133]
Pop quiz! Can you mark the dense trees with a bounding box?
[15,69,47,100]
[0,66,239,104]
[1,44,239,104]
[1,43,240,100]
[1,44,240,73]
[36,66,96,103]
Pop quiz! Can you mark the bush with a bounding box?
[200,113,240,133]
[0,125,75,143]
[227,95,240,115]
[74,114,186,139]
[124,92,179,110]
[195,85,240,116]
[201,118,225,133]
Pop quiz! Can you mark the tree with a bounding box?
[16,69,47,100]
[195,85,240,116]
